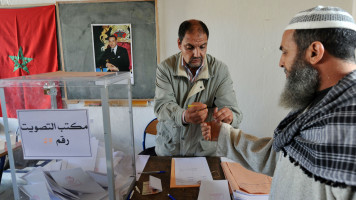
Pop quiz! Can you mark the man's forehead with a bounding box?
[182,33,207,44]
[280,30,296,48]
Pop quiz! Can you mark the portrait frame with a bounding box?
[91,24,134,84]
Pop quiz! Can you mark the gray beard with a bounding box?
[279,59,320,110]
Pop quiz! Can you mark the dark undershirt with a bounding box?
[309,87,332,108]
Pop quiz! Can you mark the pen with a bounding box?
[138,170,165,174]
[168,194,176,200]
[135,185,141,194]
[129,190,134,199]
[188,105,214,109]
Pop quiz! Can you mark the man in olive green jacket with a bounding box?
[154,19,242,156]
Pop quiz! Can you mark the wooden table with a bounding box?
[131,156,225,200]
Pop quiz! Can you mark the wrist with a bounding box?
[182,110,188,124]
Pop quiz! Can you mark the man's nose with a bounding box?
[279,57,284,68]
[193,48,200,57]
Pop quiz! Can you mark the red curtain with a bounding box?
[0,5,62,118]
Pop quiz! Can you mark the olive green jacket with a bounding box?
[154,52,242,156]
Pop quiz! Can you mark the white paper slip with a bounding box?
[94,145,123,174]
[198,180,230,200]
[135,155,150,181]
[21,167,51,191]
[44,175,79,200]
[42,160,63,171]
[87,171,110,188]
[233,190,269,200]
[20,182,51,200]
[149,175,162,192]
[174,157,213,185]
[49,167,105,194]
[64,137,99,171]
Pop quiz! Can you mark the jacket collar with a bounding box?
[176,53,210,81]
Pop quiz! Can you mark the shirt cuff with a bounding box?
[182,110,188,124]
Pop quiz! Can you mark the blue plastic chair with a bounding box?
[139,118,158,156]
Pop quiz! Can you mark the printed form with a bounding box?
[174,157,213,185]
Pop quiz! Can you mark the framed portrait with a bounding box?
[91,24,134,83]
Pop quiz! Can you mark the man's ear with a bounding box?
[305,41,324,64]
[178,38,182,50]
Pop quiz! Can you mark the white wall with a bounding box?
[157,0,353,137]
[0,0,354,152]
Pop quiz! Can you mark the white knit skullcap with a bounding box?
[285,6,356,32]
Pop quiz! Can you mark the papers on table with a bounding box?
[170,157,213,188]
[142,175,163,195]
[135,155,150,181]
[233,190,269,200]
[198,180,230,200]
[221,160,272,200]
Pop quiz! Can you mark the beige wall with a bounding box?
[0,0,354,142]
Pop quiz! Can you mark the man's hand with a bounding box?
[184,102,208,124]
[201,120,222,141]
[213,107,233,124]
[106,63,119,71]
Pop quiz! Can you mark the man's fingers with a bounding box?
[213,107,218,115]
[214,107,233,123]
[189,105,207,112]
[188,108,208,123]
[201,123,211,141]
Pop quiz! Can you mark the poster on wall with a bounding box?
[91,24,134,83]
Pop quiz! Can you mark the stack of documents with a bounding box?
[20,167,107,200]
[18,137,135,199]
[170,157,213,188]
[221,161,272,200]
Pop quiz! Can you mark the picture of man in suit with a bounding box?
[100,35,130,72]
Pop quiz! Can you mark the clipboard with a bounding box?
[170,158,200,188]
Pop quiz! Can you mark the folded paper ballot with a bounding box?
[142,175,162,195]
[221,161,272,195]
[20,182,51,200]
[49,168,106,194]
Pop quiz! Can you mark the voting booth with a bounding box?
[0,71,135,200]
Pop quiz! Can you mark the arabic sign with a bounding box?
[17,109,92,159]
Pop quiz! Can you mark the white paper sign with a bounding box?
[17,109,92,159]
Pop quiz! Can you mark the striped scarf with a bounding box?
[273,70,356,188]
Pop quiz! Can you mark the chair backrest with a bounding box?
[142,118,158,150]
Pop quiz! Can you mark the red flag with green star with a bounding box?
[0,5,62,118]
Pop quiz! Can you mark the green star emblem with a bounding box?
[9,47,33,74]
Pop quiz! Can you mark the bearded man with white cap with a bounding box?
[201,6,356,199]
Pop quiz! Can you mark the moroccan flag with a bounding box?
[0,5,62,118]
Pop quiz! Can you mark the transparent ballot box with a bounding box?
[0,71,135,200]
